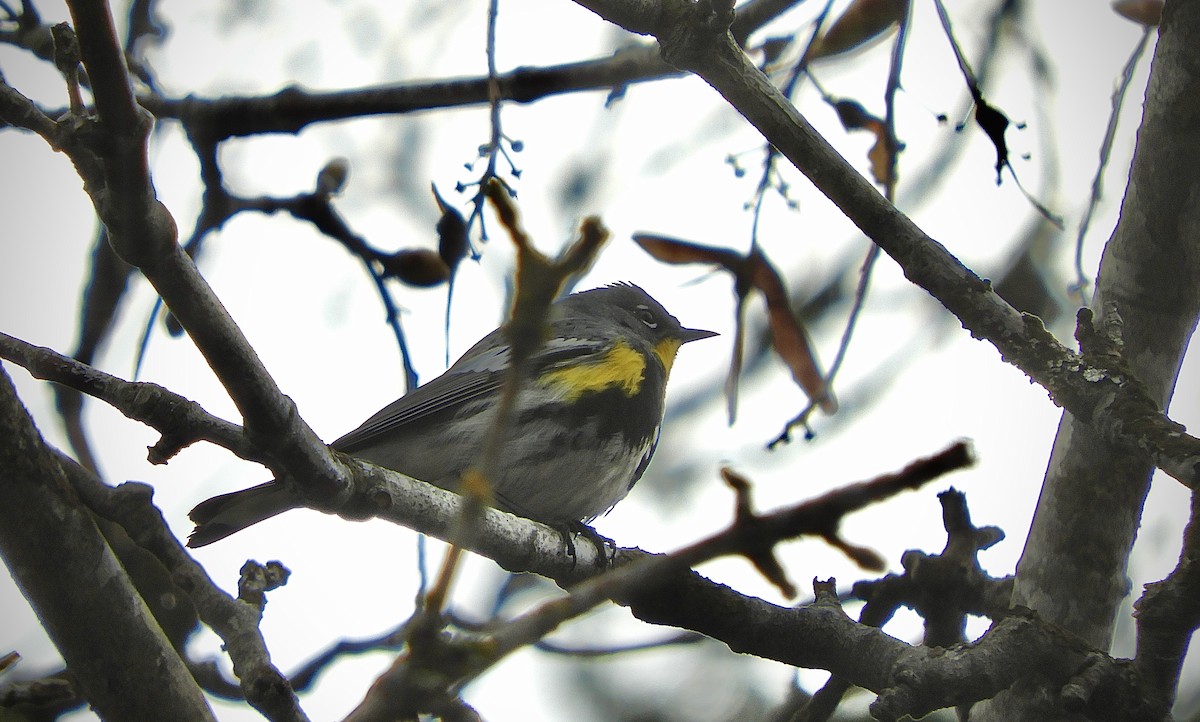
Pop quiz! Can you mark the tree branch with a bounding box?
[62,0,351,511]
[0,77,60,138]
[868,611,1088,721]
[142,45,675,142]
[54,449,310,722]
[127,0,798,141]
[0,364,215,721]
[0,331,262,464]
[1133,491,1200,716]
[985,8,1200,718]
[345,443,974,720]
[3,341,1153,719]
[570,0,1200,490]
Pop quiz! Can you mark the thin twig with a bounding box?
[1071,26,1153,303]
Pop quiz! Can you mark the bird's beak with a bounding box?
[679,327,719,344]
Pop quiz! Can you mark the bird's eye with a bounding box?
[636,305,658,329]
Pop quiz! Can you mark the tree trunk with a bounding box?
[979,0,1200,716]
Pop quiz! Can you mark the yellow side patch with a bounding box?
[541,340,646,401]
[653,337,683,376]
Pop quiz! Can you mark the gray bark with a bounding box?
[0,365,216,721]
[980,0,1200,716]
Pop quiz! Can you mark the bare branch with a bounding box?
[0,365,215,721]
[141,46,677,141]
[0,78,59,138]
[1133,491,1200,716]
[0,331,262,464]
[129,0,801,142]
[574,0,1200,490]
[62,0,351,515]
[869,612,1087,721]
[55,449,309,721]
[345,442,973,720]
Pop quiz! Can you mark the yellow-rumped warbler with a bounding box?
[187,283,716,547]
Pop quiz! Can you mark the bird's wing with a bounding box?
[332,335,609,453]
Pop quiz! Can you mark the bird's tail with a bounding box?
[187,481,300,548]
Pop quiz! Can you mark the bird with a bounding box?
[187,283,716,547]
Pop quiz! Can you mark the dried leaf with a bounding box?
[809,0,910,60]
[634,234,836,417]
[834,100,897,186]
[747,250,838,414]
[1112,0,1162,25]
[834,99,877,131]
[632,233,746,273]
[867,131,895,186]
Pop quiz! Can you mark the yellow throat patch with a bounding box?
[541,339,647,401]
[653,337,683,376]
